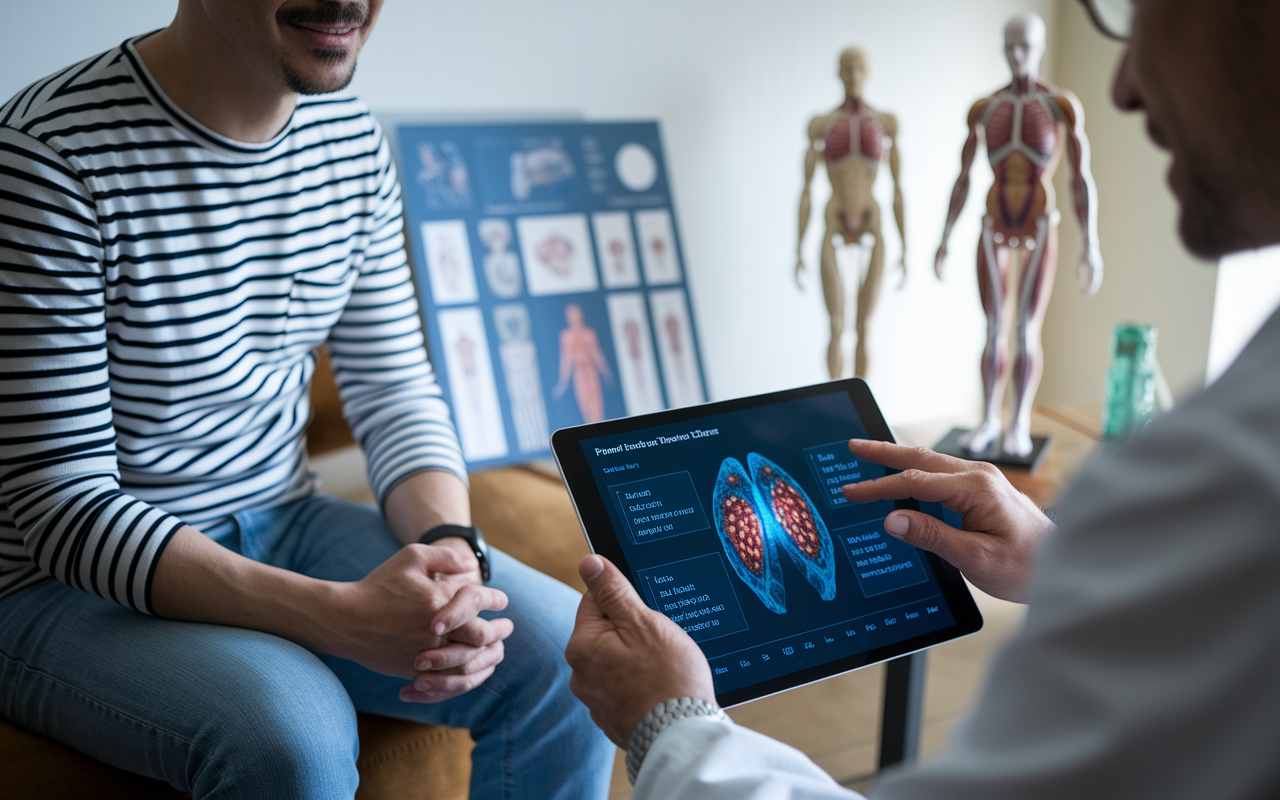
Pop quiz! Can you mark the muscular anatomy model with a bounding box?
[936,13,1103,457]
[797,47,905,380]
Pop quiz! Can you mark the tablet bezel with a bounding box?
[551,378,984,707]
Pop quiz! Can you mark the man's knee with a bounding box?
[187,632,359,798]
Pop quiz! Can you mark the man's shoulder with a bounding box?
[1,43,139,144]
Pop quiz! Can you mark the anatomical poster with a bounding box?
[396,120,708,469]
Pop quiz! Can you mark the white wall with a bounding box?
[5,0,1061,429]
[1207,247,1280,382]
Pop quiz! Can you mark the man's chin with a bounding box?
[282,56,358,95]
[1178,202,1256,261]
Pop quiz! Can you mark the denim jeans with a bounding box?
[0,494,614,799]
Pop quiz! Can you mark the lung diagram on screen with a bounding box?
[748,453,836,600]
[711,453,837,613]
[712,458,786,615]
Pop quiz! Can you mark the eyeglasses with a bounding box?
[1079,0,1133,41]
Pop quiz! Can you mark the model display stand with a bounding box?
[933,427,1052,472]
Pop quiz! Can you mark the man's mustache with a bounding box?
[277,2,369,29]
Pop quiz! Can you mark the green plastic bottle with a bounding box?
[1102,323,1158,440]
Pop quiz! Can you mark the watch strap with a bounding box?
[418,523,477,546]
[418,524,490,582]
[625,697,726,784]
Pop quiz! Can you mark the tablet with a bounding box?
[552,378,983,707]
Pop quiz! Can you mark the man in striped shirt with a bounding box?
[0,1,613,798]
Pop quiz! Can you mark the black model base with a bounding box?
[932,428,1052,472]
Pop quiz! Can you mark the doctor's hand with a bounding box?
[841,439,1054,603]
[566,555,716,748]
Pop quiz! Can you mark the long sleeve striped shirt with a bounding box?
[0,39,466,614]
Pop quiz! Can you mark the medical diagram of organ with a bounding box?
[713,454,836,615]
[635,209,682,285]
[591,211,640,288]
[648,236,669,272]
[510,141,575,201]
[536,233,575,277]
[478,219,523,298]
[935,13,1103,457]
[493,304,549,453]
[552,302,614,424]
[622,319,646,387]
[608,239,629,277]
[797,47,906,381]
[417,141,471,209]
[451,332,484,415]
[662,312,693,393]
[713,459,787,614]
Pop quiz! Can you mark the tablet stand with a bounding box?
[878,651,927,768]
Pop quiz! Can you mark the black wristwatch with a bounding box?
[419,524,490,582]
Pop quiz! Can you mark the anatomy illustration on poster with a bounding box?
[592,211,641,288]
[493,304,549,453]
[649,288,705,407]
[420,220,478,305]
[436,307,508,461]
[605,292,664,415]
[397,121,708,468]
[552,302,614,424]
[516,214,599,296]
[510,140,575,201]
[635,209,683,285]
[416,141,471,210]
[478,218,523,298]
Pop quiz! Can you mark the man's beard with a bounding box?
[1178,158,1280,260]
[282,52,357,95]
[276,1,367,95]
[1178,167,1249,260]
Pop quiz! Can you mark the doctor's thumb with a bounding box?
[579,554,646,624]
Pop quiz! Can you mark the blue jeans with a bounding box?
[0,494,613,799]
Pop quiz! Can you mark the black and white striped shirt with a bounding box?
[0,39,465,614]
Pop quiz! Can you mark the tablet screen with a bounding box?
[554,379,982,706]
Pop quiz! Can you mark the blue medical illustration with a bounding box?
[711,457,786,614]
[748,453,837,601]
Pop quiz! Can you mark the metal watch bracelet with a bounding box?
[625,697,727,784]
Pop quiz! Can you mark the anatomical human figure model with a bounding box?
[936,12,1103,457]
[552,302,613,423]
[797,47,905,380]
